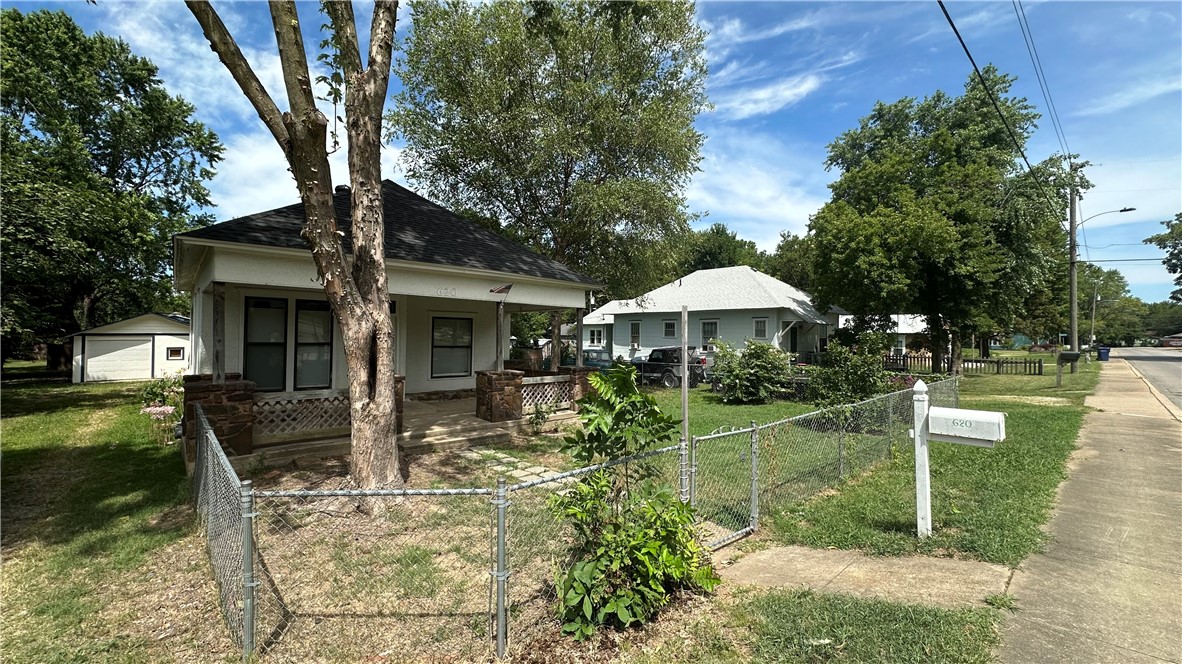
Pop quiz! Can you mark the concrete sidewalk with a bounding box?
[998,359,1182,663]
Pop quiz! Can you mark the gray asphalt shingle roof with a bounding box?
[178,180,597,286]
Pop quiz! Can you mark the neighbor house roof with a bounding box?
[70,313,191,336]
[583,266,828,325]
[177,180,598,287]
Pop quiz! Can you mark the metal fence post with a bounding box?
[837,412,846,481]
[749,421,759,533]
[678,436,689,504]
[492,477,508,659]
[239,480,256,661]
[689,436,698,508]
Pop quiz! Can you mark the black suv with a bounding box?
[630,346,707,388]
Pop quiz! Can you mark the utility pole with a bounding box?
[1088,279,1101,358]
[1068,162,1080,356]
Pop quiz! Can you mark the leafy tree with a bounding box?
[679,223,765,275]
[0,9,221,356]
[388,0,708,300]
[1143,301,1182,338]
[1077,266,1148,346]
[710,339,795,404]
[1145,212,1182,302]
[808,67,1075,373]
[186,1,401,488]
[765,231,815,291]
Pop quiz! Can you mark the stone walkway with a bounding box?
[455,447,568,484]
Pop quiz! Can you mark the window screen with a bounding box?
[295,300,332,389]
[244,297,287,391]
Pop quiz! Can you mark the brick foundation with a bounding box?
[475,370,524,422]
[183,373,256,463]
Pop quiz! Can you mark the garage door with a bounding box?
[84,337,152,382]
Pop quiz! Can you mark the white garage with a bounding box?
[71,314,192,383]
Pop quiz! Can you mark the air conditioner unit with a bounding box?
[704,344,717,352]
[630,343,640,350]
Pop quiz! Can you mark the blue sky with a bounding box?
[16,1,1182,302]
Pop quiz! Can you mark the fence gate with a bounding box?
[690,426,758,549]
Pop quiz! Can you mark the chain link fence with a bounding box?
[192,378,959,661]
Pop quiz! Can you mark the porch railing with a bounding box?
[252,390,351,446]
[520,374,571,414]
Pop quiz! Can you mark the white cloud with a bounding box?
[1078,159,1182,230]
[713,74,823,120]
[1075,77,1182,117]
[687,129,832,251]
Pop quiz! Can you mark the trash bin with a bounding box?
[1097,346,1111,361]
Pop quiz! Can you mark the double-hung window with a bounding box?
[629,321,641,347]
[432,317,473,378]
[244,297,287,391]
[295,300,332,390]
[753,318,768,339]
[701,320,719,348]
[663,320,676,338]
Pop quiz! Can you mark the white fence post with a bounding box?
[912,380,932,538]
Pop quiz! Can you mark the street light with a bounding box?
[1069,206,1136,356]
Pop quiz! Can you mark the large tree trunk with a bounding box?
[189,0,401,488]
[926,313,946,375]
[949,327,964,375]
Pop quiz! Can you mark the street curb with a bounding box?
[1119,359,1182,422]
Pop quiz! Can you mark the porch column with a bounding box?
[476,370,524,422]
[211,281,226,384]
[496,301,505,371]
[575,307,584,367]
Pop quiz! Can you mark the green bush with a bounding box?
[711,339,794,404]
[140,371,184,410]
[549,471,719,639]
[553,364,718,639]
[806,341,890,408]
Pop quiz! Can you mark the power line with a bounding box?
[1082,258,1168,263]
[937,1,1062,218]
[1012,0,1070,157]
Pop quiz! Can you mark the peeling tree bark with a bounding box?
[187,0,401,488]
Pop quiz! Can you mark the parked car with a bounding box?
[630,346,707,388]
[580,349,614,369]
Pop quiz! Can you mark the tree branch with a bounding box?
[185,1,288,152]
[269,1,319,120]
[321,1,363,79]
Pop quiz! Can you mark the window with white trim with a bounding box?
[432,317,473,378]
[588,328,603,345]
[663,320,676,338]
[753,318,768,339]
[244,297,287,391]
[166,347,184,361]
[629,321,641,347]
[701,320,718,348]
[295,300,332,390]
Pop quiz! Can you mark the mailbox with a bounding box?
[1057,351,1080,364]
[928,406,1006,448]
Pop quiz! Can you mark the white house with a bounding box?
[173,180,597,397]
[837,314,928,354]
[71,313,191,383]
[582,266,836,361]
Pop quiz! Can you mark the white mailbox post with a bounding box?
[911,380,1006,538]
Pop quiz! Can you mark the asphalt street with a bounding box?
[1113,347,1182,411]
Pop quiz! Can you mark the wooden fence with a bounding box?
[882,354,1043,376]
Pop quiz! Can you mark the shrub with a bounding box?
[553,364,718,639]
[140,371,184,411]
[711,339,794,404]
[807,341,890,408]
[549,471,719,639]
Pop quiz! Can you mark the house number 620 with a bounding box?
[437,287,457,297]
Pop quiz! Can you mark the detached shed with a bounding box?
[71,314,191,383]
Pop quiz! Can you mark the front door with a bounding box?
[789,327,798,353]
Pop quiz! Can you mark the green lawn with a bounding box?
[648,385,817,437]
[622,589,1002,664]
[766,358,1100,565]
[0,365,193,662]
